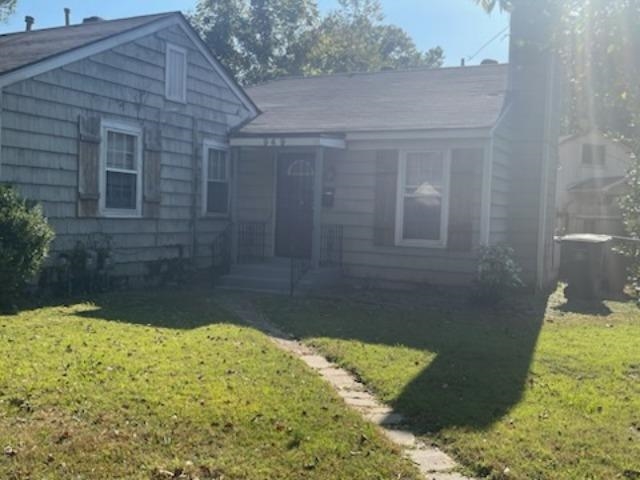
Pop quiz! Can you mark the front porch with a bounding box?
[215,136,347,293]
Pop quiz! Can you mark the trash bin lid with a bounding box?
[559,233,612,244]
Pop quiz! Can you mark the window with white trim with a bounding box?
[203,144,230,215]
[395,151,449,247]
[100,121,142,217]
[165,43,187,102]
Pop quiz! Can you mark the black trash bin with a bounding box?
[559,234,612,300]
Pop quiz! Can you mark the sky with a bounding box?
[0,0,510,67]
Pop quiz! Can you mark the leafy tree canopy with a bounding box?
[0,0,16,21]
[190,0,443,85]
[474,0,639,137]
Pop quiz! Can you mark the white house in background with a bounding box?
[556,131,633,235]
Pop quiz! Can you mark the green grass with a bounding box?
[0,289,419,480]
[260,288,640,480]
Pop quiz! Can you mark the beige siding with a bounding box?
[1,24,252,276]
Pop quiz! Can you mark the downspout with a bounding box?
[536,53,557,290]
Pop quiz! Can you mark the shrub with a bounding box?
[618,142,640,295]
[472,244,524,305]
[0,185,54,309]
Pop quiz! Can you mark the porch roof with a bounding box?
[234,64,508,137]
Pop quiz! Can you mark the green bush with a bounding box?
[0,185,55,309]
[618,144,640,295]
[472,244,524,305]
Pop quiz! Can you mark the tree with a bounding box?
[473,0,639,136]
[305,0,443,75]
[0,0,16,21]
[190,0,443,84]
[190,0,319,85]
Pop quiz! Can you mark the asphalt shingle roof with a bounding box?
[238,64,509,136]
[0,12,174,76]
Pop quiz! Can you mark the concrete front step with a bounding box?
[216,259,343,294]
[215,276,291,294]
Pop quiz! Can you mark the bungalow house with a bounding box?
[556,130,632,235]
[0,4,559,292]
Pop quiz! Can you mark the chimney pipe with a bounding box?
[25,16,34,32]
[64,8,70,26]
[461,58,465,67]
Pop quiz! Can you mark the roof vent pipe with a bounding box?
[461,58,466,67]
[64,8,70,26]
[82,16,104,24]
[25,16,34,32]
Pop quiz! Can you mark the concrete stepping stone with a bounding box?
[383,428,417,447]
[367,411,405,426]
[408,447,458,473]
[300,354,333,370]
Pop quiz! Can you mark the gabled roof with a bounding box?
[236,64,508,136]
[0,13,172,75]
[0,12,258,115]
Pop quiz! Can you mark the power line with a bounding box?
[467,25,509,61]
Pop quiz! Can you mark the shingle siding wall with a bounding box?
[235,138,488,286]
[0,24,252,276]
[235,148,276,257]
[489,114,512,245]
[324,144,483,286]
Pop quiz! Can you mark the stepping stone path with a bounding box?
[219,294,475,480]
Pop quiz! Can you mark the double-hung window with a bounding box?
[395,150,450,247]
[165,43,187,103]
[203,142,230,215]
[100,121,142,217]
[582,144,606,166]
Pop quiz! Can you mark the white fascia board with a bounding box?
[230,136,346,149]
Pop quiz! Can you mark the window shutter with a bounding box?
[374,150,398,246]
[77,115,101,217]
[144,126,162,218]
[448,149,482,251]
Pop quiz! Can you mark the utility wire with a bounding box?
[467,25,509,61]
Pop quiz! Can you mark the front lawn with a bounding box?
[260,288,640,480]
[0,289,418,479]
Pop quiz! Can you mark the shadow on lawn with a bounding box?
[266,289,549,434]
[71,286,241,330]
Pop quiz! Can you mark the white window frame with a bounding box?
[99,120,143,218]
[201,139,230,217]
[165,43,187,103]
[394,149,451,248]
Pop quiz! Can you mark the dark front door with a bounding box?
[275,153,315,258]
